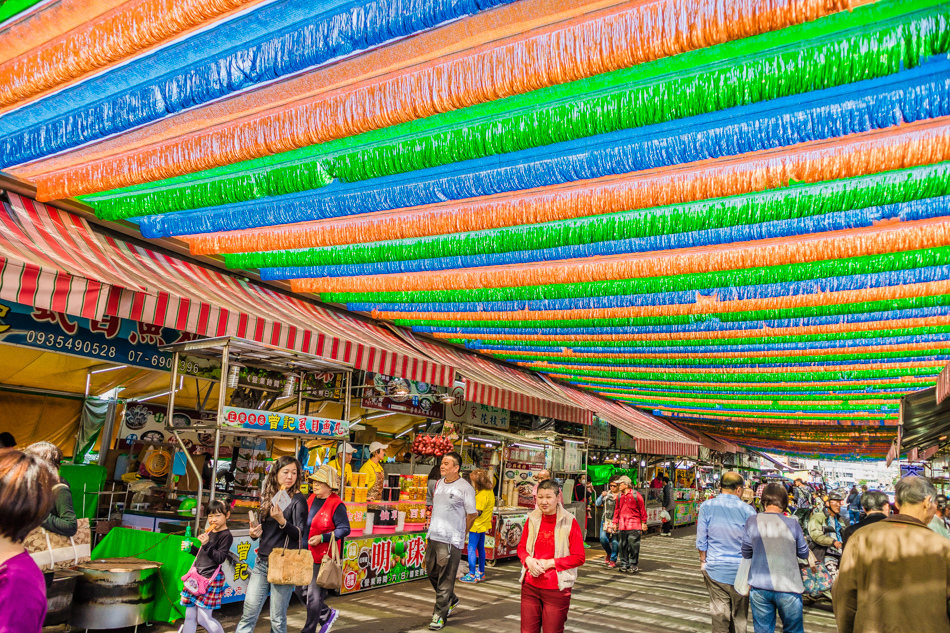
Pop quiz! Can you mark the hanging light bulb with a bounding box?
[226,364,242,388]
[281,374,297,398]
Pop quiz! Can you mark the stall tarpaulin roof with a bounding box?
[0,192,457,386]
[899,386,950,456]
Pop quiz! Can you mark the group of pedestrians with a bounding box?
[697,472,950,633]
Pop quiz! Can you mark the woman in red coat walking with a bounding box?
[518,479,586,633]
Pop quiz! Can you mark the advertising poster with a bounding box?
[488,513,528,559]
[340,533,428,594]
[362,373,445,418]
[586,416,611,448]
[117,402,234,456]
[220,533,256,604]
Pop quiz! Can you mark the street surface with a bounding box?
[48,526,838,633]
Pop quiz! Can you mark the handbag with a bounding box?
[25,518,91,571]
[182,562,221,597]
[801,562,834,597]
[315,534,343,590]
[733,557,752,597]
[268,535,314,587]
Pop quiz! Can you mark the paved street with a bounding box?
[51,527,838,633]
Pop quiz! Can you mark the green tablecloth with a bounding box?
[90,528,193,623]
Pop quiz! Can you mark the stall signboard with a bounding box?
[447,398,509,430]
[339,533,428,594]
[362,373,445,418]
[0,300,199,370]
[222,406,348,437]
[220,532,257,604]
[616,430,635,450]
[586,416,611,448]
[0,301,345,394]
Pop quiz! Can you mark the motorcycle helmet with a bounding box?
[177,497,197,516]
[827,490,847,502]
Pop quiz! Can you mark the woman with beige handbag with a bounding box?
[236,456,310,633]
[303,464,350,633]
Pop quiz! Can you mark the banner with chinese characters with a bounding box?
[340,532,428,594]
[0,300,200,370]
[446,398,509,430]
[220,533,257,604]
[362,373,445,418]
[222,406,348,437]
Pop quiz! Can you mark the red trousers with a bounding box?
[520,581,572,633]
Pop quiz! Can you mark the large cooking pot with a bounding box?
[69,558,162,630]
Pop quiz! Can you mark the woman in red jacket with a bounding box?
[304,465,350,633]
[612,476,647,573]
[518,479,586,633]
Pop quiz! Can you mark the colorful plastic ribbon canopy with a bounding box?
[7,0,950,457]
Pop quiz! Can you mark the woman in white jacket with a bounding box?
[517,480,586,633]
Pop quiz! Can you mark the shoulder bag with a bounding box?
[315,533,343,590]
[268,534,314,586]
[182,562,221,597]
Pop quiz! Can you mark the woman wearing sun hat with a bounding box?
[302,465,351,633]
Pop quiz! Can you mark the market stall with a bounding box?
[86,337,353,622]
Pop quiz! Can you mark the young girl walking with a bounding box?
[461,468,495,583]
[180,499,233,633]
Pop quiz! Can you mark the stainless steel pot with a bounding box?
[69,558,162,630]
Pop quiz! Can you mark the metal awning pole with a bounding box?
[209,342,230,506]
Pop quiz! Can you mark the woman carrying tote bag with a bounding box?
[236,456,309,633]
[303,465,351,633]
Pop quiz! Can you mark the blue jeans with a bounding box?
[599,525,619,561]
[467,531,486,575]
[849,509,861,525]
[750,589,804,633]
[235,556,297,633]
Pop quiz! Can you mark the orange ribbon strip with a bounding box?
[0,0,265,112]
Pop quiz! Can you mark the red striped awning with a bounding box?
[0,192,456,386]
[541,377,699,456]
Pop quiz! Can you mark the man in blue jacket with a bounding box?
[697,472,756,633]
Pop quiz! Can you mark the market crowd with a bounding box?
[695,471,950,633]
[0,441,589,633]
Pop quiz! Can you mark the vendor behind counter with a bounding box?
[359,442,388,501]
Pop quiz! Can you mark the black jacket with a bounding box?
[191,529,233,577]
[255,492,308,558]
[841,512,888,547]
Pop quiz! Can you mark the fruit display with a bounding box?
[411,434,454,456]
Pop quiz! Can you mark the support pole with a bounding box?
[210,342,230,506]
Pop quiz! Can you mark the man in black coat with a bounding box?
[842,489,890,547]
